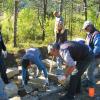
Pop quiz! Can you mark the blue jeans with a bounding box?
[33,53,48,78]
[85,57,96,87]
[22,67,29,85]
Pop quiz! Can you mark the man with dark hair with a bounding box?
[22,48,49,86]
[0,25,9,84]
[48,41,95,100]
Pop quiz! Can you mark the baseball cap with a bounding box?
[47,43,59,53]
[82,21,92,29]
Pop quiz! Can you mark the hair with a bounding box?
[53,11,58,16]
[22,59,30,68]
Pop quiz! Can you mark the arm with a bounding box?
[0,34,6,51]
[65,66,75,77]
[93,34,100,57]
[60,50,76,77]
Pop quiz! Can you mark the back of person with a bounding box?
[23,48,40,62]
[60,41,90,61]
[56,29,67,43]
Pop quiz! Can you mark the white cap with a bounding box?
[47,43,59,53]
[82,21,92,29]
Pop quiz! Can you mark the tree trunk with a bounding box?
[70,0,73,40]
[14,0,18,47]
[83,0,87,21]
[60,0,63,15]
[42,0,47,41]
[0,1,3,16]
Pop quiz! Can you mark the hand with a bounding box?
[58,75,66,85]
[2,51,7,58]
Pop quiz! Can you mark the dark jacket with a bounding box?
[60,41,90,61]
[55,29,67,44]
[0,32,6,56]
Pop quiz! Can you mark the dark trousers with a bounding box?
[0,56,9,84]
[66,54,93,98]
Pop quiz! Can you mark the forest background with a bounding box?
[0,0,100,52]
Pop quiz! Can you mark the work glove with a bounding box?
[58,75,70,86]
[2,51,7,58]
[58,75,66,85]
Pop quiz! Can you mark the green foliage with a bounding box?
[1,0,100,47]
[17,8,41,42]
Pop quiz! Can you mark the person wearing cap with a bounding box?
[82,21,100,82]
[54,21,68,69]
[21,48,49,86]
[0,25,9,84]
[48,41,94,100]
[82,20,100,57]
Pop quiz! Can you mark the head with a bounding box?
[82,21,94,33]
[47,43,60,57]
[53,11,59,17]
[22,59,30,68]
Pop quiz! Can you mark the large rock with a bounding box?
[48,73,70,86]
[9,96,21,100]
[28,76,47,91]
[6,68,19,78]
[5,82,18,98]
[42,59,57,73]
[42,59,57,68]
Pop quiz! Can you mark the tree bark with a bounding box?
[42,0,47,41]
[60,0,63,15]
[14,0,18,47]
[83,0,87,21]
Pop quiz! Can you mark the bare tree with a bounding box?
[42,0,47,41]
[14,0,19,47]
[83,0,87,21]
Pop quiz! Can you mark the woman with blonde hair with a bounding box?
[54,21,68,70]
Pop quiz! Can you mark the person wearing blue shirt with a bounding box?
[21,48,48,86]
[83,21,100,81]
[83,21,100,57]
